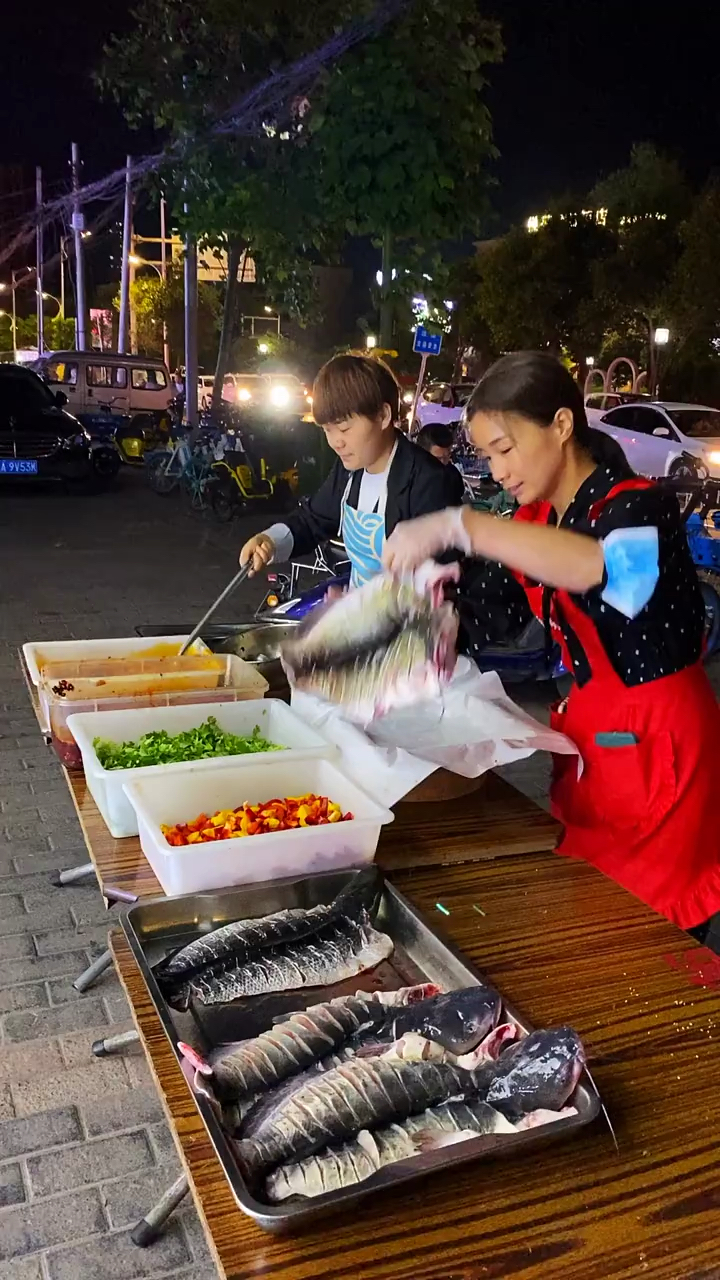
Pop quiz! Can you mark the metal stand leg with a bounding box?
[131,1173,190,1247]
[50,861,96,888]
[92,1029,140,1057]
[73,949,113,993]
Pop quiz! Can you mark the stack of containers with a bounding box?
[69,700,393,894]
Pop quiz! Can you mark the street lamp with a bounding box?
[586,356,595,367]
[40,291,62,320]
[654,327,670,346]
[366,334,377,350]
[0,268,35,361]
[258,342,270,355]
[128,255,170,366]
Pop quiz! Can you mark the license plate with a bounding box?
[0,459,38,475]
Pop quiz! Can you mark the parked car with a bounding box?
[594,401,720,479]
[415,381,475,431]
[33,351,172,425]
[585,391,650,425]
[0,365,119,486]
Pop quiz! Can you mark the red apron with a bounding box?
[514,481,720,929]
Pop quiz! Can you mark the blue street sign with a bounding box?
[413,326,442,356]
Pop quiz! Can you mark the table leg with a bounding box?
[91,1029,140,1057]
[73,949,113,993]
[131,1173,189,1247]
[50,861,96,888]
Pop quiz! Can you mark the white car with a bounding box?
[594,401,720,479]
[415,381,475,430]
[584,391,650,426]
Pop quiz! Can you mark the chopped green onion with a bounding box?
[93,717,283,771]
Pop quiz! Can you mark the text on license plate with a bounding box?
[0,459,38,474]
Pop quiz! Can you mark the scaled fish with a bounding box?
[186,984,499,1102]
[186,911,393,1006]
[235,1058,483,1176]
[236,1026,586,1176]
[281,567,459,723]
[265,1099,517,1201]
[153,868,381,1008]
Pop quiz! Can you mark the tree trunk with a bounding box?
[379,226,393,351]
[212,236,244,409]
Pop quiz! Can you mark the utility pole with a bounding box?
[118,156,133,354]
[35,167,44,354]
[71,143,88,350]
[129,229,138,355]
[160,195,171,371]
[184,233,198,427]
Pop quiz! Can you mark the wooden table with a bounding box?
[111,854,720,1280]
[64,768,560,901]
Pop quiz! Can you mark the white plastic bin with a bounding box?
[67,700,336,839]
[123,757,394,896]
[23,635,210,687]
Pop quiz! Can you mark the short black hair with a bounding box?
[416,423,455,451]
[312,354,400,426]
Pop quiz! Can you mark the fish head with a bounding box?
[398,986,501,1055]
[487,1026,585,1116]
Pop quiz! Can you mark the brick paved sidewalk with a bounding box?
[0,476,270,1280]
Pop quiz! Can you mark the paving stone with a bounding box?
[33,923,110,956]
[0,982,48,1014]
[0,1106,82,1159]
[1,950,89,984]
[60,1021,139,1067]
[27,1130,155,1198]
[147,1122,181,1166]
[0,1257,45,1280]
[2,994,109,1042]
[104,990,132,1023]
[0,1037,65,1085]
[0,892,23,919]
[13,848,76,874]
[70,900,115,929]
[179,1205,215,1267]
[125,1054,156,1089]
[0,1084,14,1120]
[45,1220,191,1280]
[0,933,35,960]
[0,902,73,937]
[101,1160,179,1229]
[12,1059,132,1116]
[0,1161,25,1207]
[0,1186,106,1261]
[48,969,118,1005]
[81,1087,165,1137]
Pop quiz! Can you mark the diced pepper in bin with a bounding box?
[160,793,354,846]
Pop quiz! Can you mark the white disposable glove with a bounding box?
[383,507,472,576]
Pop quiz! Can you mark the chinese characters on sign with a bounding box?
[413,326,443,356]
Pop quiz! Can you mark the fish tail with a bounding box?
[331,867,382,920]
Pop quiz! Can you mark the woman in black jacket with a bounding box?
[240,354,464,587]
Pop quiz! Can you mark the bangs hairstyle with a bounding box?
[312,354,400,427]
[464,351,592,447]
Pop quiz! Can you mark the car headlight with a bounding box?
[238,388,252,402]
[707,451,720,465]
[270,385,290,408]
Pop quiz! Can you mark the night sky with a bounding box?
[2,0,720,227]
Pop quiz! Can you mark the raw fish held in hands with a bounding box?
[280,563,460,722]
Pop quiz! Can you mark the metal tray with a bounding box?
[121,868,601,1233]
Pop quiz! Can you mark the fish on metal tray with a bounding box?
[186,911,393,1006]
[379,1021,516,1067]
[280,566,460,723]
[153,868,382,1008]
[181,984,499,1102]
[236,1025,586,1177]
[178,983,437,1101]
[264,1098,579,1202]
[264,1098,518,1201]
[235,1057,484,1177]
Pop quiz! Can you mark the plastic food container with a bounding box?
[123,758,394,896]
[41,656,268,769]
[23,635,210,687]
[67,699,336,839]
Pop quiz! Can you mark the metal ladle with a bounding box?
[179,562,252,655]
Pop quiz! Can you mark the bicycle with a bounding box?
[145,431,216,509]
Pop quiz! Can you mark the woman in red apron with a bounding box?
[383,351,720,942]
